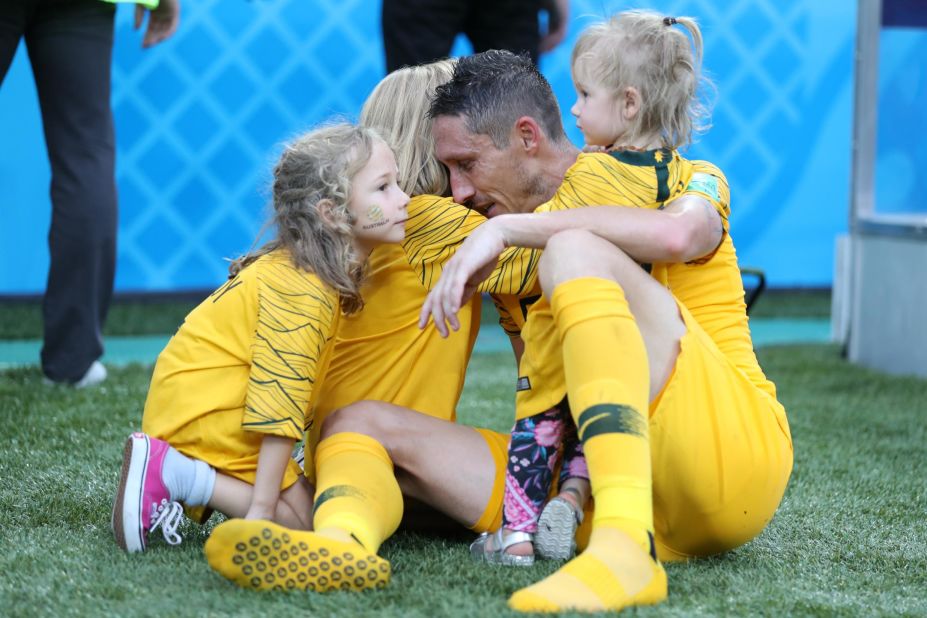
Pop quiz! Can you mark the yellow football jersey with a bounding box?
[663,160,778,399]
[313,196,483,431]
[401,189,543,342]
[313,194,537,444]
[515,149,694,418]
[542,148,691,214]
[489,293,538,340]
[404,196,541,297]
[143,250,340,462]
[295,195,540,480]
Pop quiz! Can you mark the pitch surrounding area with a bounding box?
[1,293,925,616]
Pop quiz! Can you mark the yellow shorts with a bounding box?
[470,427,509,533]
[649,302,793,561]
[144,407,303,491]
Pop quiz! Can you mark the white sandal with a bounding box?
[469,529,535,567]
[535,496,583,560]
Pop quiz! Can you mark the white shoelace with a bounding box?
[150,499,184,546]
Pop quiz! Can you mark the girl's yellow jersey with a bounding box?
[143,250,339,483]
[312,195,541,438]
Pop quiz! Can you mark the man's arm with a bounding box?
[539,0,569,52]
[493,195,723,264]
[419,195,723,335]
[402,195,541,295]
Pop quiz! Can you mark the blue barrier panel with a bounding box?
[0,0,878,293]
[874,27,927,216]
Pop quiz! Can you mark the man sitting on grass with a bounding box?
[204,50,792,611]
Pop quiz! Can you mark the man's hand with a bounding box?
[419,221,508,337]
[135,0,180,48]
[540,0,569,53]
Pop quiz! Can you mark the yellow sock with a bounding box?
[312,432,403,554]
[203,433,401,593]
[204,519,390,592]
[508,527,666,612]
[509,277,665,613]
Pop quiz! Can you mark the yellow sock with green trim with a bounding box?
[508,277,665,613]
[312,432,403,554]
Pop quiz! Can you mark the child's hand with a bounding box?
[244,504,276,521]
[247,435,296,523]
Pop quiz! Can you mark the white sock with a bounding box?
[162,447,216,506]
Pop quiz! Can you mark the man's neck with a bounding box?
[554,140,581,176]
[511,140,581,214]
[538,141,581,201]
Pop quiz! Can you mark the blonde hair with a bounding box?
[360,59,455,197]
[571,10,712,149]
[229,123,381,314]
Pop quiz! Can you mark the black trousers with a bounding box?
[0,0,117,382]
[382,0,542,73]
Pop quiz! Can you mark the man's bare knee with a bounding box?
[540,230,625,294]
[320,401,399,446]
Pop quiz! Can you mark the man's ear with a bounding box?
[513,116,543,154]
[623,87,642,121]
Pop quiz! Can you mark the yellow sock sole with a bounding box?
[507,527,667,613]
[204,519,390,592]
[508,561,666,613]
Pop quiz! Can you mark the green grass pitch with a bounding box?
[1,293,925,615]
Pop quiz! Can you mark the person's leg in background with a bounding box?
[381,0,466,73]
[27,0,117,385]
[467,0,541,64]
[0,1,29,82]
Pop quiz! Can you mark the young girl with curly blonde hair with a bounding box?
[111,123,409,553]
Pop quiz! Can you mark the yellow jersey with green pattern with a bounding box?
[402,194,541,296]
[539,148,690,212]
[516,149,695,418]
[143,250,340,443]
[401,193,541,339]
[663,160,777,400]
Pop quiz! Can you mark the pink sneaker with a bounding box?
[111,433,184,552]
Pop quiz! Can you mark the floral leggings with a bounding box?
[502,401,588,533]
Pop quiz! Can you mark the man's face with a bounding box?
[432,115,539,218]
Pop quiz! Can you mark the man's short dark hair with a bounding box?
[429,50,567,148]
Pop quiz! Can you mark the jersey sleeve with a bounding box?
[682,160,731,264]
[536,155,731,266]
[242,259,339,440]
[401,194,539,296]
